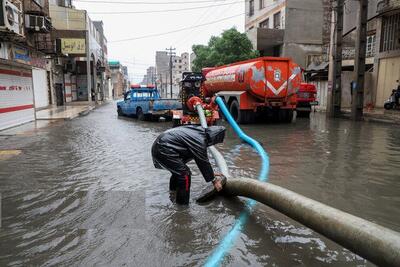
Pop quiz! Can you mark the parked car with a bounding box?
[117,85,182,121]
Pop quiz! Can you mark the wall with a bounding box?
[245,0,286,30]
[49,5,86,31]
[283,0,324,68]
[376,56,400,107]
[343,0,378,35]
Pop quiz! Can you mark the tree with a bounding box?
[191,28,259,72]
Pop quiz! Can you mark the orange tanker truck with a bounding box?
[205,57,302,123]
[172,57,303,125]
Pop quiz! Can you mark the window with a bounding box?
[125,93,131,101]
[259,0,264,10]
[259,18,269,29]
[249,0,254,16]
[366,35,376,57]
[381,13,400,52]
[273,11,281,29]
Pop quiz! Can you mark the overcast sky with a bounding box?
[73,0,245,83]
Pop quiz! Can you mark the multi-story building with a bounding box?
[155,51,189,97]
[374,0,400,107]
[307,0,399,110]
[141,66,156,85]
[109,61,129,99]
[0,0,53,130]
[245,0,331,68]
[49,0,108,103]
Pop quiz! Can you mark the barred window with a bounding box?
[381,13,400,52]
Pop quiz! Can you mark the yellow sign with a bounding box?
[61,38,86,54]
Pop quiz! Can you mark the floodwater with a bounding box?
[0,103,399,266]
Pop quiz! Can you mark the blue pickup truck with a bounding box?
[117,87,181,121]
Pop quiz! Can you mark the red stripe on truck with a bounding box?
[0,104,34,114]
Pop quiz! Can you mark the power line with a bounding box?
[74,0,242,5]
[109,13,244,43]
[88,1,242,15]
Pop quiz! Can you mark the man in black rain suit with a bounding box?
[152,125,226,205]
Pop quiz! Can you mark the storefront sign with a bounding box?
[61,38,86,54]
[13,46,31,64]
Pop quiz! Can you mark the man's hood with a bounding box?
[206,126,226,146]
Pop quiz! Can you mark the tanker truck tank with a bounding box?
[202,57,301,124]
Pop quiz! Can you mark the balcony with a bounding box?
[377,0,400,14]
[49,4,86,31]
[246,27,284,51]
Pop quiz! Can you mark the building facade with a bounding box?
[141,66,156,85]
[0,0,53,130]
[307,0,400,110]
[49,0,108,104]
[109,60,129,99]
[245,0,331,68]
[374,0,400,107]
[155,51,189,97]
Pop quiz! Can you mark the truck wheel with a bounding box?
[279,109,293,123]
[137,108,145,121]
[117,107,123,116]
[297,111,311,118]
[229,100,254,124]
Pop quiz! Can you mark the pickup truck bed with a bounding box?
[117,88,182,121]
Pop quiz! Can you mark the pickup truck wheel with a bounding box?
[137,108,145,121]
[117,107,123,116]
[172,119,181,128]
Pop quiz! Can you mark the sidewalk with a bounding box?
[341,108,400,124]
[36,101,97,121]
[0,101,107,136]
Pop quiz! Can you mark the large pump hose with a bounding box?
[203,97,270,267]
[195,104,231,178]
[224,178,400,267]
[196,97,400,267]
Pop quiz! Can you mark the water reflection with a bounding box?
[0,104,399,266]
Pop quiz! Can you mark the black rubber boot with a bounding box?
[169,174,178,191]
[176,174,191,205]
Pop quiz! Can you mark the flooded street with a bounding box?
[1,102,399,266]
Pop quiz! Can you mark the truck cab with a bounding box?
[117,85,181,121]
[297,83,318,117]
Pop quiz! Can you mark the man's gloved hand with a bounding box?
[212,173,225,192]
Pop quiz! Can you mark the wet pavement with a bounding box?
[0,102,399,266]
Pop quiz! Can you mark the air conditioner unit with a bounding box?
[25,14,51,33]
[0,0,24,36]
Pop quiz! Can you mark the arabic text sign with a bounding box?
[61,38,86,54]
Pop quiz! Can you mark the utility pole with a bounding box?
[166,47,176,98]
[327,0,344,118]
[165,73,168,98]
[352,0,368,120]
[85,11,92,103]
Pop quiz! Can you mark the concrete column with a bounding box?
[372,17,383,107]
[351,0,368,120]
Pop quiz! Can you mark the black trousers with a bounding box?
[170,173,191,205]
[152,145,193,204]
